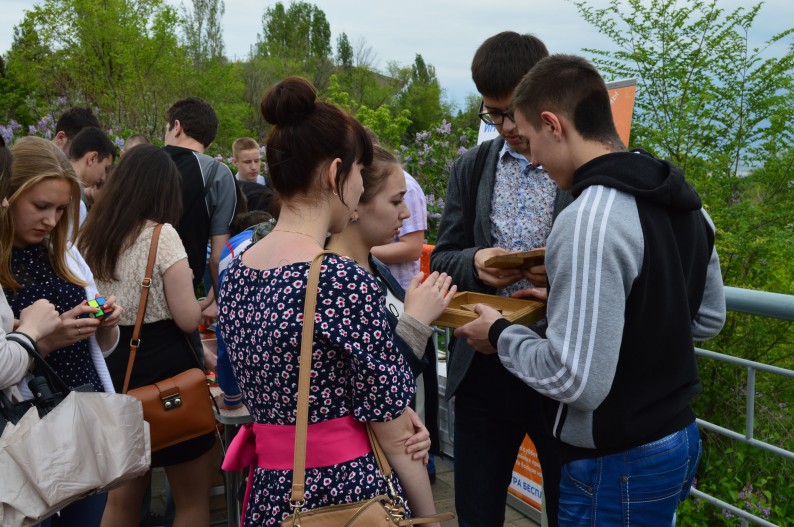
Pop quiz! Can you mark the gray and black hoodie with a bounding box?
[488,150,726,462]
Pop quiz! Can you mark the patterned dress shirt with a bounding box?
[490,142,557,297]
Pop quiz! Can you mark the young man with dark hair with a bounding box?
[430,31,570,526]
[163,96,236,318]
[53,107,101,155]
[456,54,726,525]
[165,96,218,151]
[68,126,116,226]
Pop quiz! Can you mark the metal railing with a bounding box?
[690,286,794,527]
[434,286,794,526]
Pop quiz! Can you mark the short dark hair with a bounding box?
[68,126,117,162]
[238,180,275,213]
[78,144,183,281]
[55,107,100,139]
[471,32,549,100]
[232,210,274,236]
[166,97,218,149]
[513,55,623,148]
[260,76,372,205]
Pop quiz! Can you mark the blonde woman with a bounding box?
[2,136,123,526]
[0,136,60,399]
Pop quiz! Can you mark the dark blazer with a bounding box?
[430,138,572,398]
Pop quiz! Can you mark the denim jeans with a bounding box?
[558,421,701,527]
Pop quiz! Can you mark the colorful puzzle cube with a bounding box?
[86,297,110,322]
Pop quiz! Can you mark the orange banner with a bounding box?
[477,77,637,147]
[508,435,543,510]
[607,79,637,146]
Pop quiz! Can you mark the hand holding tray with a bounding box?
[432,292,545,328]
[483,248,546,270]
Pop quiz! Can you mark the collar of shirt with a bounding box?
[499,141,537,172]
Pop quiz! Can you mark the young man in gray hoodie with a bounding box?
[456,54,726,525]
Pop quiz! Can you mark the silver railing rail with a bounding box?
[434,286,794,526]
[691,286,794,527]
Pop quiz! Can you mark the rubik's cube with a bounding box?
[87,297,111,322]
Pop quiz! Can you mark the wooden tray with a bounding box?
[484,248,546,270]
[432,292,546,328]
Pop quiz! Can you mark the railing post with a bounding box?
[745,367,756,440]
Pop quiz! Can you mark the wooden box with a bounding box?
[484,248,546,270]
[432,292,546,329]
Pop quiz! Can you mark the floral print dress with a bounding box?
[218,254,415,526]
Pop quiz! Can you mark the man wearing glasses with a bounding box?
[431,32,571,527]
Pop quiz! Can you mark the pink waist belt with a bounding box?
[223,416,372,526]
[222,415,371,472]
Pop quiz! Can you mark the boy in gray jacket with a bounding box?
[456,55,726,525]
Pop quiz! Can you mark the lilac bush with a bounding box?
[1,99,127,153]
[399,119,477,243]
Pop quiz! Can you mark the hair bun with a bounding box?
[260,77,317,126]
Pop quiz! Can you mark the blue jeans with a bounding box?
[558,421,701,527]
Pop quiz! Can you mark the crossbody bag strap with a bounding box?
[121,223,163,394]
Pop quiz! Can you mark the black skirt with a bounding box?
[107,320,215,467]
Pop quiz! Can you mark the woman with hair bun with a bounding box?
[218,77,442,526]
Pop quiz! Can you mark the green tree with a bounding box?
[572,0,794,523]
[336,32,353,71]
[255,1,332,88]
[5,0,193,137]
[181,0,226,68]
[394,54,447,140]
[331,37,399,112]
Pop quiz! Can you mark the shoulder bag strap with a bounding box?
[122,223,163,394]
[289,251,398,506]
[6,334,71,395]
[289,250,333,504]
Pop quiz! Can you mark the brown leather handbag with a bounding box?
[281,252,454,527]
[121,223,216,452]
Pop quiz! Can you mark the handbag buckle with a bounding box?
[141,278,152,288]
[161,393,183,410]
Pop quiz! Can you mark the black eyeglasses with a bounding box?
[478,101,515,126]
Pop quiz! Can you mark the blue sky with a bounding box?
[1,0,791,108]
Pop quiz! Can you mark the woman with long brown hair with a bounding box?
[79,144,214,527]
